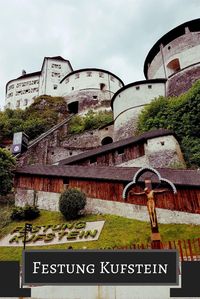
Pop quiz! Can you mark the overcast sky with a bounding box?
[0,0,200,109]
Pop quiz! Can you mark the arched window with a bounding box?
[167,58,180,76]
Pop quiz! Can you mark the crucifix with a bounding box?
[131,178,168,249]
[122,167,177,249]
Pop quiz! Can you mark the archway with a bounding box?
[68,101,79,114]
[101,136,113,145]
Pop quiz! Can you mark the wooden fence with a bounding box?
[112,238,200,262]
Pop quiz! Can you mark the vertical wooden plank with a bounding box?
[188,239,193,261]
[178,240,184,261]
[183,240,188,261]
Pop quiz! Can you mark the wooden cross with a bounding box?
[144,178,161,248]
[133,178,168,249]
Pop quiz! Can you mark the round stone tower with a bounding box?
[60,68,124,115]
[111,79,166,141]
[144,18,200,97]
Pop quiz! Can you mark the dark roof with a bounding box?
[111,79,167,109]
[60,68,124,86]
[15,164,200,187]
[17,71,41,80]
[58,129,175,165]
[144,18,200,79]
[47,56,69,62]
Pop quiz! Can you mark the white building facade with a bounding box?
[5,56,73,110]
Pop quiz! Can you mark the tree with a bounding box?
[59,188,86,220]
[137,80,200,168]
[0,148,16,195]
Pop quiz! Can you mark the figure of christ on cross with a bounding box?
[131,179,169,233]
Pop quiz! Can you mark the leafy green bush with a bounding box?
[0,96,68,143]
[59,188,86,220]
[68,110,113,134]
[0,148,16,196]
[11,205,40,220]
[137,80,200,168]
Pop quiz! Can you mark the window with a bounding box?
[93,95,97,99]
[99,72,104,78]
[52,63,61,69]
[86,71,92,77]
[72,87,74,90]
[24,99,28,106]
[8,84,14,90]
[148,85,152,89]
[167,58,180,76]
[90,156,97,164]
[53,84,58,90]
[117,147,124,155]
[52,72,61,78]
[16,100,20,108]
[168,46,171,50]
[7,92,13,98]
[136,86,140,90]
[69,152,73,156]
[63,178,69,190]
[110,76,115,82]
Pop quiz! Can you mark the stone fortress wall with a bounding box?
[60,69,124,114]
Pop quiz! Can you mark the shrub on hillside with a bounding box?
[137,80,200,168]
[11,205,40,220]
[59,188,86,220]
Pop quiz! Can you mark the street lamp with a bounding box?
[23,223,32,250]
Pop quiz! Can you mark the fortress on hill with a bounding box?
[12,19,200,223]
[6,19,200,143]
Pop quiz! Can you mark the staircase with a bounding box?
[28,114,73,149]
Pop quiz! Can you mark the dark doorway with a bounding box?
[68,101,79,114]
[101,136,113,145]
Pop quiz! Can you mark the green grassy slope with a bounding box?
[0,208,199,261]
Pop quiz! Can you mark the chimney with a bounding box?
[22,70,26,76]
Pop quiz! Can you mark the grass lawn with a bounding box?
[0,204,199,261]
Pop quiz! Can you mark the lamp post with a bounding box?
[23,223,32,250]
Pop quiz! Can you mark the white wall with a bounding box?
[5,75,40,110]
[152,44,200,78]
[31,283,183,299]
[113,82,166,133]
[40,58,72,96]
[61,70,123,96]
[15,189,200,225]
[5,58,73,110]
